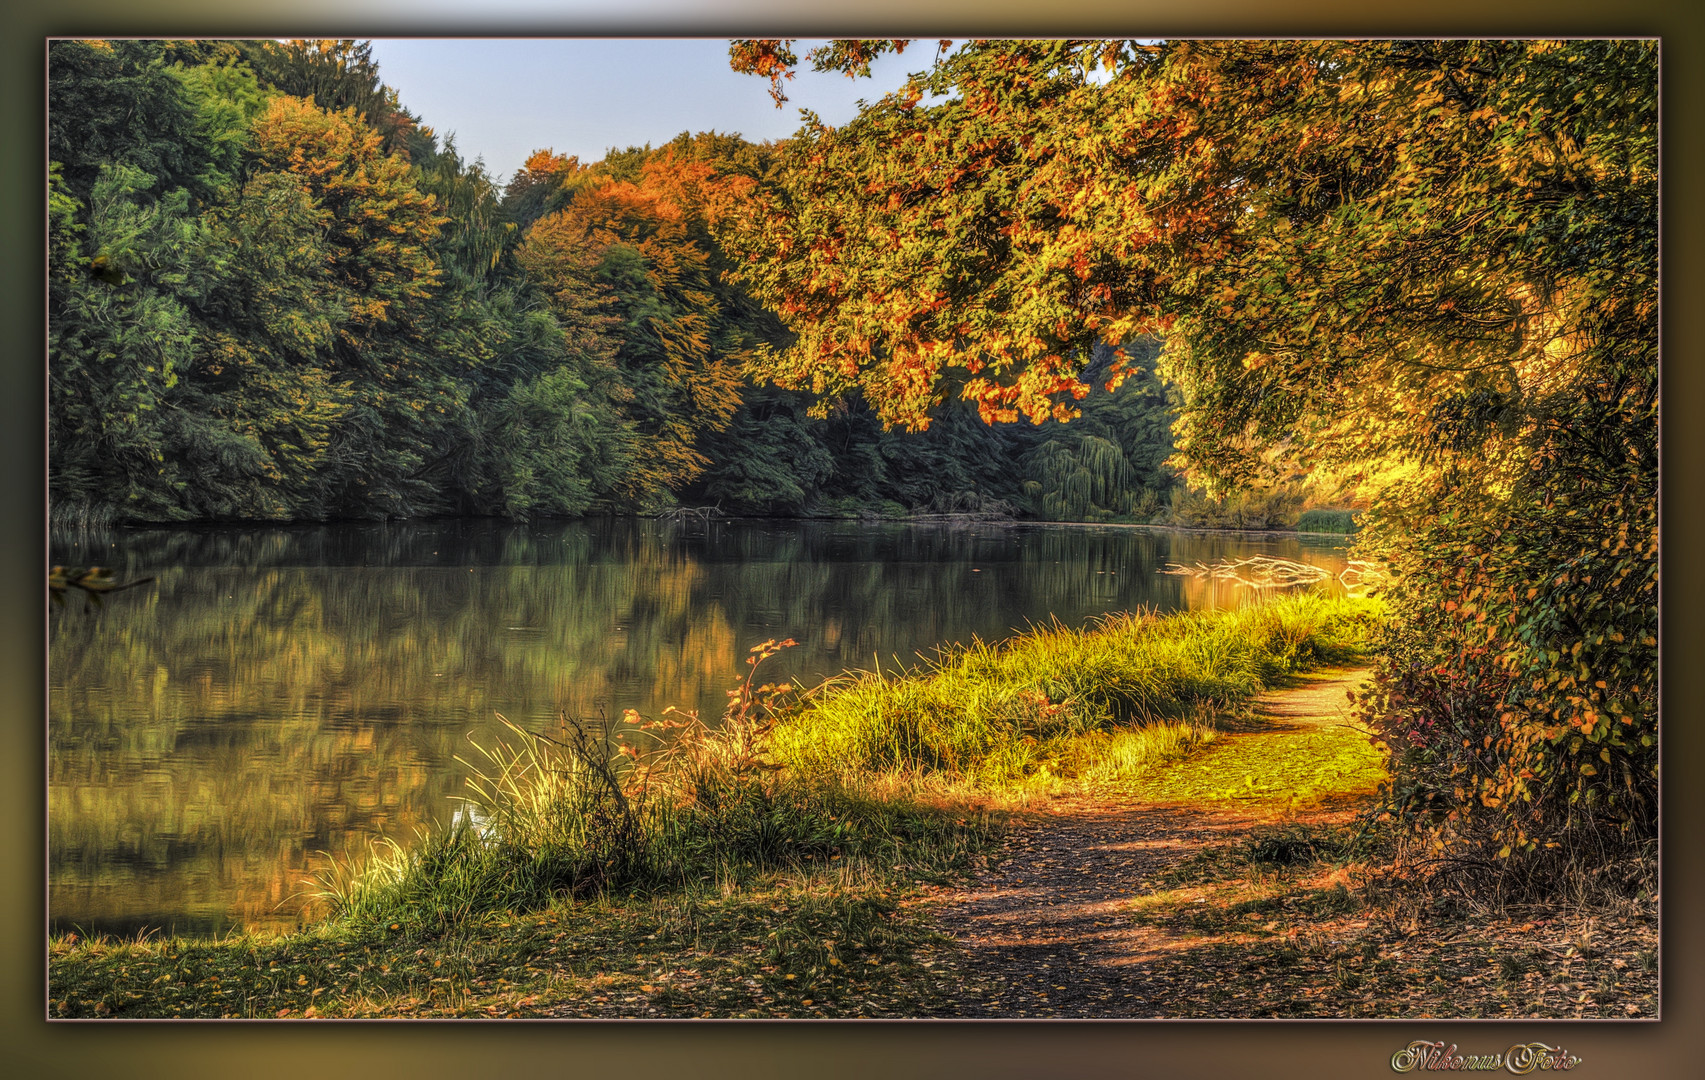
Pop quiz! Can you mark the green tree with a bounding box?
[48,40,219,208]
[488,363,635,517]
[1017,340,1176,522]
[178,168,349,518]
[690,388,834,513]
[239,39,422,157]
[50,40,295,520]
[49,163,211,519]
[168,51,276,196]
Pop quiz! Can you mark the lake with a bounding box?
[48,518,1353,938]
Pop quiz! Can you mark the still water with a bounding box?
[48,518,1351,938]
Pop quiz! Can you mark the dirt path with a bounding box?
[923,667,1376,1018]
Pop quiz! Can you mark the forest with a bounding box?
[48,39,1216,530]
[47,38,1657,1022]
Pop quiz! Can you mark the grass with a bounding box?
[771,593,1377,789]
[1121,703,1388,810]
[49,862,978,1019]
[50,592,1380,1019]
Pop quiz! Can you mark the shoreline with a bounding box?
[48,631,1655,1021]
[52,595,1389,1018]
[49,510,1359,541]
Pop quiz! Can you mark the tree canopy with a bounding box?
[726,37,1658,880]
[51,40,1181,527]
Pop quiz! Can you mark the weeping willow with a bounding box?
[1021,435,1144,522]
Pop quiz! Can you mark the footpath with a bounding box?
[919,667,1656,1019]
[924,668,1379,1018]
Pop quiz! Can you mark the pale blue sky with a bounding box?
[365,38,931,183]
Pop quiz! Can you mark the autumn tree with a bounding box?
[501,149,582,233]
[728,39,1658,886]
[517,152,758,504]
[236,94,479,518]
[724,39,1173,431]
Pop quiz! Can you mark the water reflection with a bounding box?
[49,518,1350,937]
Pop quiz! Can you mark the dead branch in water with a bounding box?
[656,505,727,525]
[49,565,155,610]
[1160,555,1387,595]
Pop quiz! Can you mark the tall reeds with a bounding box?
[317,640,980,932]
[320,596,1377,931]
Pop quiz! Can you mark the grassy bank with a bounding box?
[773,593,1376,788]
[50,593,1379,1019]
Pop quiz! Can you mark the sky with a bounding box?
[364,38,932,184]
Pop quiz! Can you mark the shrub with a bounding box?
[1297,508,1358,534]
[1354,470,1657,899]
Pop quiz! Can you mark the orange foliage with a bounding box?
[518,151,762,496]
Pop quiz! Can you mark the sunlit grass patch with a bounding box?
[1122,708,1386,808]
[1073,716,1220,783]
[771,593,1379,789]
